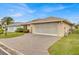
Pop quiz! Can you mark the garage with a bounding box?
[31,17,73,37]
[32,22,58,36]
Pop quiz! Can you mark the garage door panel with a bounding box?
[34,23,58,34]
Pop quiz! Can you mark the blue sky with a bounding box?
[0,3,79,23]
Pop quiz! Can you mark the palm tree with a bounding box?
[1,17,14,35]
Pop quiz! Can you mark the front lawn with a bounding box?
[48,29,79,55]
[0,32,25,38]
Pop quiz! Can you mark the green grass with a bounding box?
[0,32,25,38]
[48,29,79,55]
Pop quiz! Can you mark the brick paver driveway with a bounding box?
[0,33,60,55]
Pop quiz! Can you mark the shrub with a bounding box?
[15,28,29,33]
[15,28,24,32]
[23,29,29,33]
[0,28,4,34]
[72,29,79,34]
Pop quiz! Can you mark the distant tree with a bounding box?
[0,25,3,34]
[1,17,14,35]
[75,24,79,29]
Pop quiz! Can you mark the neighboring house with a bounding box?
[7,22,24,32]
[31,17,74,37]
[7,22,31,32]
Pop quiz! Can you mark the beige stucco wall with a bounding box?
[57,22,64,37]
[27,25,32,32]
[58,22,72,37]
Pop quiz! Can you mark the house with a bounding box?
[6,17,74,37]
[7,22,31,32]
[30,17,74,37]
[7,22,24,32]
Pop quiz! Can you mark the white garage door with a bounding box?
[33,22,58,36]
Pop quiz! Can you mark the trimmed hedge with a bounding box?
[15,28,29,33]
[15,28,24,32]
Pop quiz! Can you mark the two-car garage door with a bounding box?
[32,23,58,36]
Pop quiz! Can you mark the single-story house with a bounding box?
[31,17,74,37]
[7,22,31,32]
[5,17,74,37]
[7,22,24,32]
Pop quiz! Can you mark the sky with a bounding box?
[0,3,79,24]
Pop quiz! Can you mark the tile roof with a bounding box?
[20,22,31,26]
[7,22,25,27]
[31,17,73,25]
[0,17,74,26]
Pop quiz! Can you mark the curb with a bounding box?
[0,42,24,55]
[0,47,11,55]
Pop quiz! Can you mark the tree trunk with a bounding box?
[4,25,7,36]
[5,28,7,36]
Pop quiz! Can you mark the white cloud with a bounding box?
[10,13,23,17]
[7,3,36,18]
[42,6,65,12]
[27,9,36,13]
[0,17,2,20]
[20,4,36,13]
[13,4,27,10]
[68,15,79,19]
[6,3,36,15]
[8,8,15,12]
[42,4,76,12]
[74,16,79,19]
[12,3,36,14]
